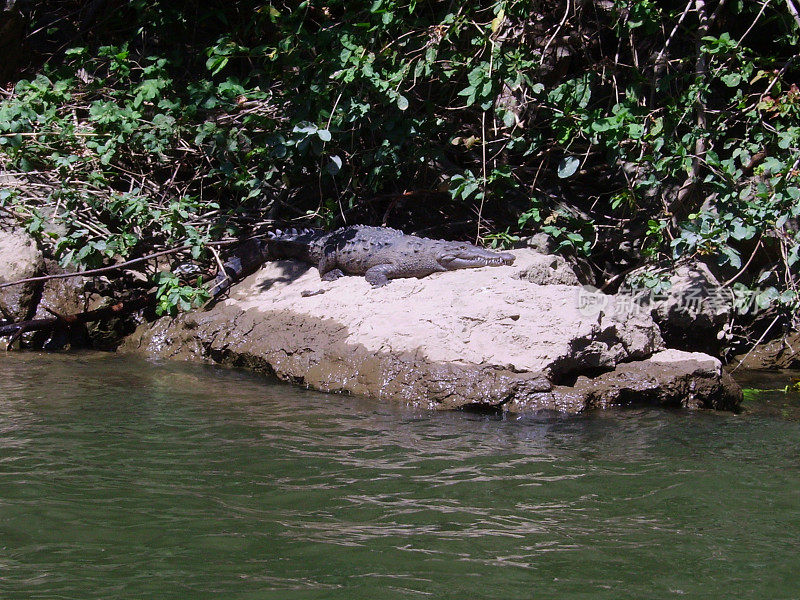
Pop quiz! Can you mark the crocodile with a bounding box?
[213,225,515,293]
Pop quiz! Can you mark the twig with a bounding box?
[721,236,763,287]
[540,0,571,66]
[477,110,488,243]
[6,323,28,350]
[651,0,693,82]
[3,131,98,137]
[731,314,781,372]
[0,294,153,345]
[209,245,226,276]
[325,91,343,132]
[476,38,495,243]
[738,0,771,45]
[786,0,800,29]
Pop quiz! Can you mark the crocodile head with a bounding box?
[436,242,515,271]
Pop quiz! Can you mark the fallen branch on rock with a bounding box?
[0,294,153,350]
[0,237,244,291]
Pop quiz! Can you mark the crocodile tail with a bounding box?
[211,238,270,298]
[211,227,322,298]
[265,227,324,261]
[267,227,319,241]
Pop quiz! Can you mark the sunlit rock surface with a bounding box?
[0,225,44,321]
[622,260,731,354]
[122,249,741,413]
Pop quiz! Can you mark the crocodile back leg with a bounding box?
[321,268,345,281]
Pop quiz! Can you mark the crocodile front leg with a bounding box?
[364,264,395,287]
[317,251,338,280]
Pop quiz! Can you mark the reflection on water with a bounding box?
[0,352,799,599]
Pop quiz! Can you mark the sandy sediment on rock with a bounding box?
[122,249,741,413]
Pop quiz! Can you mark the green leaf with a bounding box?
[719,246,742,269]
[720,72,741,87]
[326,155,342,174]
[628,123,644,139]
[755,287,779,310]
[293,122,317,135]
[557,156,580,179]
[206,55,229,75]
[730,219,757,240]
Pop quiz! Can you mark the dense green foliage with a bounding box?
[0,0,798,327]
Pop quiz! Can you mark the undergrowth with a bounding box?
[0,0,797,335]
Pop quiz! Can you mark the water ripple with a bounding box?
[0,353,799,599]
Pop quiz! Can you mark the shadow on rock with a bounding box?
[255,261,312,292]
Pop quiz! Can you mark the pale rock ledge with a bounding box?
[122,249,741,413]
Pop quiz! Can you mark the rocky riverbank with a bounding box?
[0,217,744,413]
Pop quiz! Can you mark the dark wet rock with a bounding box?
[35,259,89,316]
[27,259,95,350]
[508,350,741,412]
[0,175,89,329]
[122,307,558,410]
[0,216,126,350]
[731,332,800,370]
[623,260,731,354]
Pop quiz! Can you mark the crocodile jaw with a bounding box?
[437,245,515,271]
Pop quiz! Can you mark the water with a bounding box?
[1,353,799,599]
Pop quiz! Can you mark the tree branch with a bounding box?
[0,238,242,290]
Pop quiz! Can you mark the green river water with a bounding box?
[1,352,799,599]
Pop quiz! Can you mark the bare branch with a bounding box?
[0,238,242,290]
[786,0,800,29]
